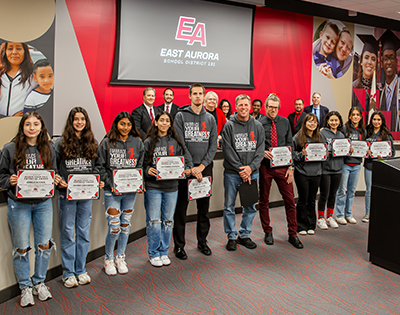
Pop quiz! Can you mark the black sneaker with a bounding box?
[226,239,237,251]
[237,236,257,249]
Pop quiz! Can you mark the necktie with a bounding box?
[271,120,277,147]
[150,108,154,122]
[294,114,299,130]
[386,86,392,111]
[166,105,170,113]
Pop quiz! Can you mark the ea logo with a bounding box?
[175,16,206,47]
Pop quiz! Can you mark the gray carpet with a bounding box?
[2,197,400,314]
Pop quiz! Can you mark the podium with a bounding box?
[368,157,400,274]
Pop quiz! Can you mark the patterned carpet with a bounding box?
[2,197,400,314]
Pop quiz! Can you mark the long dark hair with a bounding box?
[13,112,52,169]
[344,107,365,140]
[144,111,185,167]
[61,107,97,160]
[354,50,376,89]
[296,113,322,148]
[366,111,391,140]
[323,111,343,131]
[218,99,232,118]
[0,42,34,88]
[105,112,141,149]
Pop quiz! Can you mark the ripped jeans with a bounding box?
[104,191,137,260]
[144,189,178,259]
[7,198,54,290]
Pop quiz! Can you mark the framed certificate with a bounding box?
[16,169,55,198]
[188,176,212,200]
[370,141,392,158]
[113,168,143,193]
[304,143,327,162]
[270,146,292,167]
[156,156,185,180]
[350,140,368,158]
[332,139,351,157]
[67,174,100,200]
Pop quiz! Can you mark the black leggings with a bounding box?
[318,173,342,211]
[294,171,321,231]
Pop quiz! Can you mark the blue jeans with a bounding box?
[7,198,54,290]
[335,164,361,218]
[104,191,137,260]
[223,173,259,240]
[59,192,93,278]
[144,189,178,259]
[364,168,372,214]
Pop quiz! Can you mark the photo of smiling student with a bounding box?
[97,112,144,276]
[23,59,53,114]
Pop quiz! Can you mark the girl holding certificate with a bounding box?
[0,112,61,307]
[55,107,103,288]
[143,111,189,267]
[364,111,395,223]
[97,112,144,276]
[317,111,345,230]
[335,107,366,225]
[293,113,325,235]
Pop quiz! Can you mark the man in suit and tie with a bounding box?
[132,87,160,138]
[304,93,329,126]
[378,30,400,131]
[157,88,179,119]
[287,98,307,135]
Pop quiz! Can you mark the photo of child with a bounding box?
[313,20,354,79]
[23,59,54,114]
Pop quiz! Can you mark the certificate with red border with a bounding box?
[16,169,55,198]
[156,156,185,180]
[305,143,327,161]
[113,168,143,193]
[188,176,212,200]
[67,174,100,200]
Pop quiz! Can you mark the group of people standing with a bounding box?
[0,83,394,308]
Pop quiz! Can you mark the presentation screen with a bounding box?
[111,0,255,88]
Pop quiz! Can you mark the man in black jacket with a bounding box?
[132,88,160,138]
[287,98,307,135]
[157,88,180,119]
[304,93,329,125]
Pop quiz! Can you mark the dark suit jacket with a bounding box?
[287,111,307,136]
[304,104,329,126]
[156,103,179,119]
[132,104,160,138]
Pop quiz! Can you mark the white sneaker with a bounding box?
[346,216,357,224]
[104,258,117,276]
[115,255,129,274]
[77,272,91,285]
[32,282,52,301]
[307,229,315,235]
[298,230,307,236]
[326,217,339,228]
[63,276,78,288]
[20,287,35,307]
[317,218,328,230]
[160,255,171,266]
[362,213,370,223]
[149,256,163,267]
[336,217,347,225]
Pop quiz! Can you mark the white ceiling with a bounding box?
[301,0,400,21]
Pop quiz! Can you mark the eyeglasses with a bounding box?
[267,106,279,110]
[383,56,397,63]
